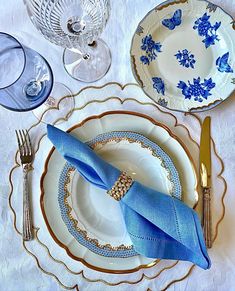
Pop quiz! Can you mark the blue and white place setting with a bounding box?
[1,0,235,290]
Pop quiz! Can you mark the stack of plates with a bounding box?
[40,113,198,272]
[9,83,226,288]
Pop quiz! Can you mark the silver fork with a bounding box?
[16,130,34,241]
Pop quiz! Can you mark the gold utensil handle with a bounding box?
[203,188,212,248]
[23,165,33,241]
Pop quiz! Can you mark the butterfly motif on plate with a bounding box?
[162,9,182,30]
[216,52,233,73]
[152,77,165,95]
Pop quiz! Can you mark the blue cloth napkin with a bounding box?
[47,124,211,269]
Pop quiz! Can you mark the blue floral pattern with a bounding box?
[140,35,162,65]
[193,13,221,48]
[177,77,216,102]
[175,49,196,68]
[152,77,165,95]
[216,52,233,73]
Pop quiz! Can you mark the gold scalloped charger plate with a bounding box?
[40,115,197,273]
[8,83,227,289]
[130,0,235,112]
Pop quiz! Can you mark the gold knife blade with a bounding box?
[200,116,212,248]
[200,116,211,188]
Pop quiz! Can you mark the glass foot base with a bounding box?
[24,80,43,98]
[32,82,74,124]
[63,39,111,83]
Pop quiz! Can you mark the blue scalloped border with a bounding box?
[58,131,182,258]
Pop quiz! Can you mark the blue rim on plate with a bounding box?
[130,0,235,112]
[58,131,182,258]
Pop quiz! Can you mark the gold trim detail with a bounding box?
[189,99,222,112]
[90,136,176,194]
[232,20,235,30]
[161,264,195,291]
[211,137,226,243]
[63,166,133,251]
[22,239,79,291]
[41,110,190,273]
[155,0,188,11]
[61,134,178,253]
[131,55,143,87]
[7,82,227,289]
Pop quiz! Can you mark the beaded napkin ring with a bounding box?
[107,172,133,201]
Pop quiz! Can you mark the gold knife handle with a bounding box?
[203,187,212,249]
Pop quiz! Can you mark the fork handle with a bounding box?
[203,188,212,249]
[23,165,33,241]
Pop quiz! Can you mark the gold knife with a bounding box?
[200,116,212,249]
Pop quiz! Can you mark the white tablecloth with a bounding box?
[0,0,235,290]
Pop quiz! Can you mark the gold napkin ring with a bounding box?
[107,172,133,201]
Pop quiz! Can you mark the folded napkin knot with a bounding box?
[107,171,133,201]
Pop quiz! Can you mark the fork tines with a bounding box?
[15,130,32,159]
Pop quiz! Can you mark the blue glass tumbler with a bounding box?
[0,32,53,112]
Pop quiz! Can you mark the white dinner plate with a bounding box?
[40,112,198,273]
[131,0,235,112]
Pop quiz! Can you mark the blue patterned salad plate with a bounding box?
[130,0,235,112]
[58,131,182,259]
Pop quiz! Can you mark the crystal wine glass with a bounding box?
[24,0,111,83]
[0,32,53,112]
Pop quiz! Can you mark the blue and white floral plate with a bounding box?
[130,0,235,112]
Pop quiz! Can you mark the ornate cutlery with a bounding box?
[200,117,212,248]
[16,130,34,241]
